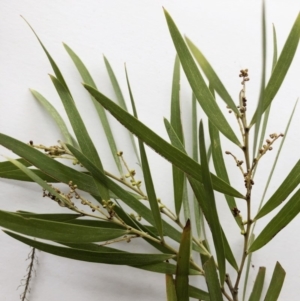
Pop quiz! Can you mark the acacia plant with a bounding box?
[0,5,300,301]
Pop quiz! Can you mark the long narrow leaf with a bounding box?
[252,0,267,158]
[255,159,300,220]
[203,256,223,301]
[30,89,75,146]
[170,55,185,215]
[166,274,177,301]
[208,119,244,230]
[191,93,205,239]
[63,43,123,174]
[124,65,141,162]
[250,12,300,126]
[4,231,174,266]
[175,220,191,301]
[185,37,238,115]
[0,210,127,243]
[264,262,285,301]
[22,17,70,93]
[105,58,140,164]
[249,189,300,252]
[163,9,241,146]
[83,84,244,199]
[139,141,164,239]
[50,75,109,200]
[199,121,225,284]
[0,133,103,196]
[248,267,266,301]
[255,24,278,164]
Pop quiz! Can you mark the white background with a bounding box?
[1,1,300,300]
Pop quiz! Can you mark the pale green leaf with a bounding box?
[30,89,75,146]
[63,43,123,174]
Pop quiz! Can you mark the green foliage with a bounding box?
[0,6,299,301]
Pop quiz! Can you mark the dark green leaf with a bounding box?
[199,121,225,284]
[255,160,300,220]
[83,84,244,199]
[248,267,266,301]
[123,65,141,161]
[139,141,163,239]
[249,189,300,252]
[163,9,241,146]
[0,210,127,243]
[264,262,285,301]
[255,24,278,163]
[203,257,223,301]
[208,119,244,230]
[66,144,195,250]
[4,231,174,266]
[22,17,70,93]
[16,212,81,222]
[191,93,205,239]
[221,229,238,271]
[50,75,109,200]
[170,56,185,215]
[0,133,102,196]
[175,220,191,301]
[252,0,267,158]
[60,241,200,275]
[250,12,300,126]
